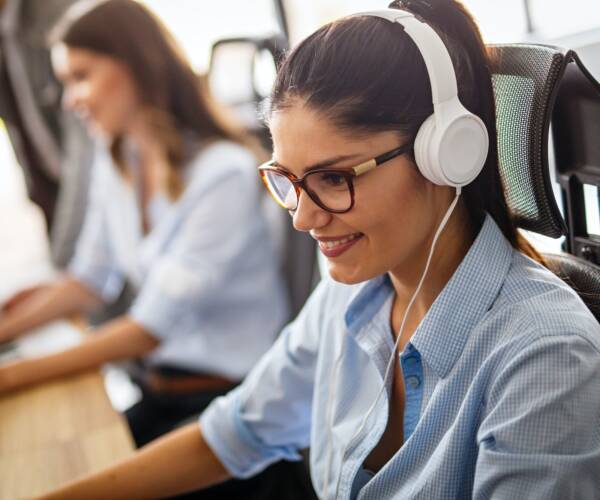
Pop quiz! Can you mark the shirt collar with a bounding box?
[410,214,513,378]
[344,214,513,378]
[344,274,395,359]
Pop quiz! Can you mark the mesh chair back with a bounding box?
[491,44,568,238]
[492,44,600,321]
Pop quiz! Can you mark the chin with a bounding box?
[327,264,370,285]
[88,116,122,137]
[84,120,107,139]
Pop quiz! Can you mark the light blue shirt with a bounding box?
[69,140,289,379]
[200,215,600,498]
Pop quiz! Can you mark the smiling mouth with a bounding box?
[316,233,363,258]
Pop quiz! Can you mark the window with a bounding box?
[283,0,529,44]
[283,0,600,44]
[139,0,280,72]
[529,0,600,40]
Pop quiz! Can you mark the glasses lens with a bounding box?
[305,171,352,212]
[262,170,298,210]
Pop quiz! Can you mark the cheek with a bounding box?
[356,172,433,267]
[354,171,425,234]
[93,75,138,126]
[92,65,133,104]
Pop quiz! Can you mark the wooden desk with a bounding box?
[0,201,134,498]
[0,370,134,499]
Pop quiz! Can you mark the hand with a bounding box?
[0,282,57,343]
[0,320,15,345]
[0,362,18,393]
[1,285,46,314]
[0,311,21,344]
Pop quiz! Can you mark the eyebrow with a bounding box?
[272,153,362,174]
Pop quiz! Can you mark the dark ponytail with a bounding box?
[270,0,544,264]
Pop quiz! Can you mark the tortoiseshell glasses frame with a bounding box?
[258,142,414,214]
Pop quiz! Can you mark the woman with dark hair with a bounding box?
[0,0,291,457]
[35,0,600,499]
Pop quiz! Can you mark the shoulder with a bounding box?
[317,277,362,313]
[487,250,600,358]
[177,141,260,210]
[279,276,362,356]
[184,140,257,184]
[87,142,122,198]
[289,277,362,331]
[90,142,115,175]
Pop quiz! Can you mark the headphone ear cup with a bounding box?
[414,114,442,185]
[414,110,489,187]
[437,113,489,186]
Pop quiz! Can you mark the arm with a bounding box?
[37,279,331,498]
[474,332,600,499]
[0,316,158,393]
[36,423,230,500]
[0,277,101,343]
[0,153,125,344]
[198,279,335,479]
[1,284,47,313]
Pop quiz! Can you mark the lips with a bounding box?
[314,232,363,258]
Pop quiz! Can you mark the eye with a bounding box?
[316,171,346,188]
[70,69,89,83]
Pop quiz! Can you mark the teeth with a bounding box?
[321,233,360,249]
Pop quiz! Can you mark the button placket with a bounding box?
[401,348,424,441]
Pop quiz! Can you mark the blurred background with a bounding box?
[138,0,600,71]
[0,0,598,415]
[2,0,600,259]
[0,4,598,497]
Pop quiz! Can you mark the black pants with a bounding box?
[125,381,317,500]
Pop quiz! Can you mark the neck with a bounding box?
[388,200,476,342]
[126,114,157,158]
[122,117,171,201]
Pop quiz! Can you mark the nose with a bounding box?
[292,189,331,233]
[62,83,88,115]
[61,86,77,112]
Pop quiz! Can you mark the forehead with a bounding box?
[51,45,103,76]
[269,102,400,172]
[270,103,345,145]
[270,104,358,161]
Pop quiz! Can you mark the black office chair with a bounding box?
[491,43,600,321]
[209,34,288,150]
[208,34,320,318]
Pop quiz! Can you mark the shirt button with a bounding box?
[403,356,418,368]
[406,376,421,390]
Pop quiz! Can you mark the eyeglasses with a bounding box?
[258,143,413,214]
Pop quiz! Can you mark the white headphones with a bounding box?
[356,8,489,187]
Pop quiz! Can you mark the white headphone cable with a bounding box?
[323,187,462,500]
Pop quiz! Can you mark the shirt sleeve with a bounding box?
[67,153,124,303]
[199,279,329,478]
[129,162,260,340]
[474,331,600,499]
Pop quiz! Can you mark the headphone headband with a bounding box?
[353,9,458,105]
[349,8,489,188]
